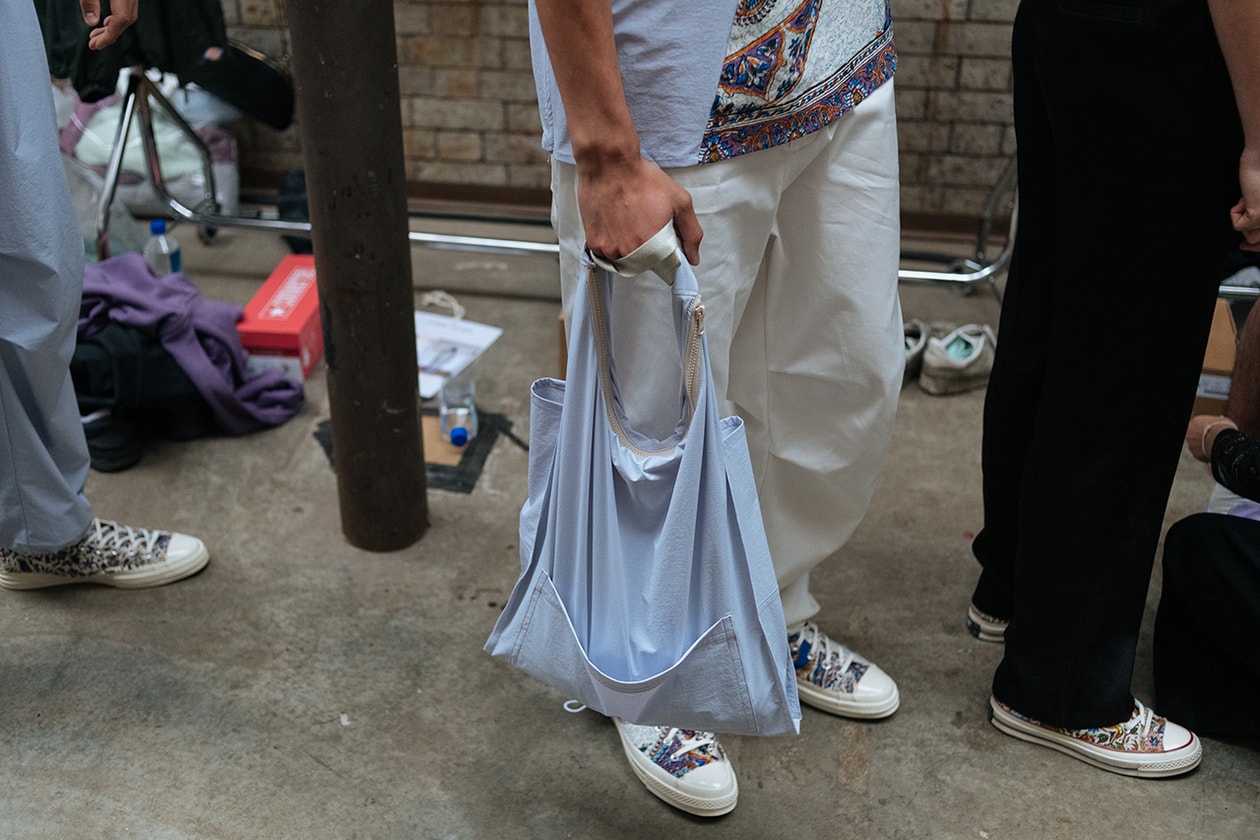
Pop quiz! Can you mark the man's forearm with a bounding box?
[528,0,704,264]
[1227,304,1260,436]
[1208,0,1260,248]
[1208,0,1260,147]
[532,0,639,166]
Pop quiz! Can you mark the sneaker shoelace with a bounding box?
[0,518,170,577]
[791,622,866,692]
[564,705,722,777]
[1065,700,1163,751]
[667,730,717,764]
[83,518,170,570]
[650,727,721,777]
[1127,701,1158,745]
[91,519,164,556]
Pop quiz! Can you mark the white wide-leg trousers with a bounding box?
[551,82,903,627]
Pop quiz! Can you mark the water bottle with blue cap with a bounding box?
[440,371,478,447]
[142,219,182,276]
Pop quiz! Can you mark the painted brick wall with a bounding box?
[221,0,1017,223]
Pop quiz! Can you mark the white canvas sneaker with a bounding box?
[966,603,1009,643]
[0,518,209,590]
[612,719,738,817]
[789,621,900,719]
[989,696,1201,778]
[919,323,997,395]
[903,319,930,385]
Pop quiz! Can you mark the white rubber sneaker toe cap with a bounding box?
[796,660,901,719]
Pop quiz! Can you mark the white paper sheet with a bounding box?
[414,310,503,398]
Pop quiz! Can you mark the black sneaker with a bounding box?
[82,409,142,473]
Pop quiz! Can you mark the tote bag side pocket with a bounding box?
[501,569,770,734]
[524,377,565,501]
[517,377,566,570]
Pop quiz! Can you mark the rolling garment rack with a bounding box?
[93,65,561,263]
[897,153,1018,304]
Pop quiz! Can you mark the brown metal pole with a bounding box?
[286,0,428,550]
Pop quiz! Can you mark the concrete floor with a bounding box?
[2,218,1257,839]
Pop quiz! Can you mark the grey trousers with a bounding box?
[0,0,94,552]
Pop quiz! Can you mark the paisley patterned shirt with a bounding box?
[528,0,894,169]
[700,0,896,163]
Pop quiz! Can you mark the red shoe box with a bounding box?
[238,254,324,380]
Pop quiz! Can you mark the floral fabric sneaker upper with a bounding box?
[988,695,1201,778]
[619,722,726,778]
[790,622,868,693]
[789,621,900,718]
[613,719,738,817]
[966,602,1009,643]
[0,518,209,590]
[997,698,1167,752]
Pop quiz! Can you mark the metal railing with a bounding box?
[95,67,1020,296]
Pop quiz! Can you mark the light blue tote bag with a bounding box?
[485,231,801,737]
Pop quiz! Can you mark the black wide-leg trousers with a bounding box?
[1155,513,1260,736]
[970,0,1244,729]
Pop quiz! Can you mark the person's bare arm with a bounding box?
[1208,0,1260,251]
[1187,3,1260,463]
[80,0,138,50]
[1187,413,1237,461]
[532,0,702,265]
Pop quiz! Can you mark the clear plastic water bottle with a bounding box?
[439,372,478,447]
[143,219,182,276]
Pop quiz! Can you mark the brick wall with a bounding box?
[221,1,301,188]
[893,0,1017,223]
[221,0,1018,225]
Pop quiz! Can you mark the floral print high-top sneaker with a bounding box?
[989,696,1201,778]
[0,518,209,590]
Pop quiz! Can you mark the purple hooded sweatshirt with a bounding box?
[79,252,304,435]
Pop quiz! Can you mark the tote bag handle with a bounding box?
[587,223,684,286]
[583,224,704,454]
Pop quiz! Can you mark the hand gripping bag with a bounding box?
[484,233,801,736]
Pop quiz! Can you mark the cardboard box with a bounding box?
[237,255,324,380]
[1193,298,1237,416]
